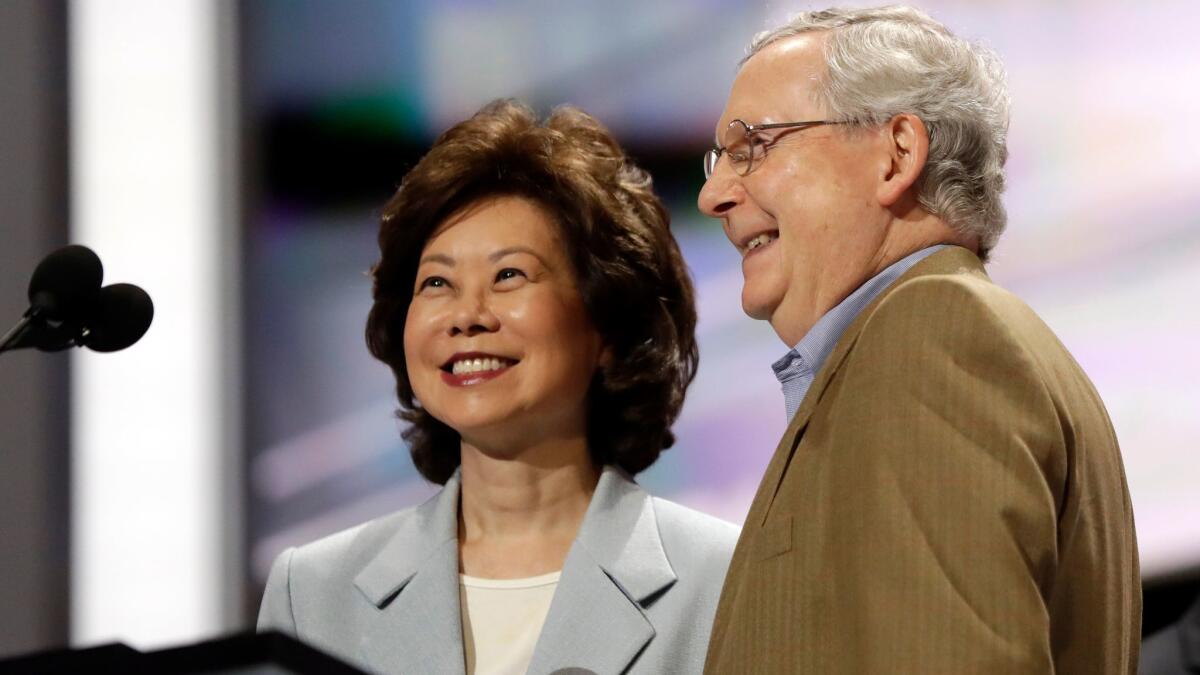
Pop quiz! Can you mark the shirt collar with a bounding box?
[771,245,948,418]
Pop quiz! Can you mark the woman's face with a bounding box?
[403,196,606,450]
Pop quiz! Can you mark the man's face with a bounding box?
[698,35,891,347]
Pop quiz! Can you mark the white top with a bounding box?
[459,571,561,675]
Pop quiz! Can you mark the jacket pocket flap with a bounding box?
[753,514,793,561]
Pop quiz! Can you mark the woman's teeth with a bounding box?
[451,357,509,375]
[744,232,777,254]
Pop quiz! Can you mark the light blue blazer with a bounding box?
[258,465,740,674]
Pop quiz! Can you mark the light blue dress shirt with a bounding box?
[772,245,947,422]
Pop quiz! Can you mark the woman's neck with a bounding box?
[457,435,600,578]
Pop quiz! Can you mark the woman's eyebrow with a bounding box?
[418,253,455,267]
[489,246,549,266]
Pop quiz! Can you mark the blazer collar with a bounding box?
[748,246,988,526]
[527,465,676,673]
[353,471,465,675]
[571,465,677,601]
[350,465,676,674]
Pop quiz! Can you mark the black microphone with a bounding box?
[80,283,154,353]
[1,245,154,354]
[28,244,104,322]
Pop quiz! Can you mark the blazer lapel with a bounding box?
[749,246,989,525]
[526,466,677,674]
[353,473,466,675]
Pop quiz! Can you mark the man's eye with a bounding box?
[496,268,526,283]
[748,135,770,158]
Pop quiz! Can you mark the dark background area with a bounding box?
[0,0,70,657]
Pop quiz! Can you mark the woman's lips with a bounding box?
[440,364,513,387]
[439,353,517,387]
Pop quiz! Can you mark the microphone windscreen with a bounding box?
[84,283,154,353]
[27,245,104,320]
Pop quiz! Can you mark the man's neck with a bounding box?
[867,210,973,279]
[771,212,968,347]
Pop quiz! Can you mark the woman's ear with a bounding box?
[598,344,614,371]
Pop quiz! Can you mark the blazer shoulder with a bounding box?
[879,264,1011,317]
[871,260,1090,381]
[863,264,1066,368]
[873,263,1047,333]
[284,502,423,584]
[257,512,411,636]
[650,497,740,572]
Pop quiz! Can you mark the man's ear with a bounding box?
[876,113,929,208]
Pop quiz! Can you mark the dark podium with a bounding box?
[0,631,368,674]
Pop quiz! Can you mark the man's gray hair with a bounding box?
[746,6,1009,257]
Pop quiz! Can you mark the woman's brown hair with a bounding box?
[366,99,698,484]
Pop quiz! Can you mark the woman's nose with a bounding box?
[447,293,500,337]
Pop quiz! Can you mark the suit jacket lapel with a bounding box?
[526,466,677,674]
[749,246,989,525]
[353,473,466,675]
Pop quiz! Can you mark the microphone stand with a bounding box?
[0,309,39,354]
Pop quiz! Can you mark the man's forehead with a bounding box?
[751,31,828,66]
[717,33,827,130]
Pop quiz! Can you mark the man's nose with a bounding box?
[697,164,742,217]
[448,292,500,337]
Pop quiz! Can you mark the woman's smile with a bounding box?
[441,352,520,387]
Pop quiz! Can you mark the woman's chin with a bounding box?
[440,410,531,450]
[440,415,510,442]
[426,393,513,428]
[459,445,525,466]
[453,420,585,468]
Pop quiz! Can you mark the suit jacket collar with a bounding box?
[353,471,465,674]
[570,465,677,602]
[749,246,988,526]
[527,465,676,673]
[351,465,676,674]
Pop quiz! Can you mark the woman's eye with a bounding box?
[495,268,526,283]
[419,276,448,291]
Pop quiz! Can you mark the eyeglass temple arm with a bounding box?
[744,120,841,132]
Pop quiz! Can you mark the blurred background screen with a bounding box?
[5,0,1196,655]
[241,0,1200,616]
[4,0,1195,658]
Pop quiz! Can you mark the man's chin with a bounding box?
[740,290,778,321]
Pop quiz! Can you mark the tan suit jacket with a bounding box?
[704,247,1140,674]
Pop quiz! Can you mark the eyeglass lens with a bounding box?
[704,120,767,179]
[723,120,755,176]
[709,120,755,179]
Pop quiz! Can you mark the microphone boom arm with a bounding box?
[0,308,42,354]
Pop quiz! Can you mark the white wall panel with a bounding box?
[70,0,237,647]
